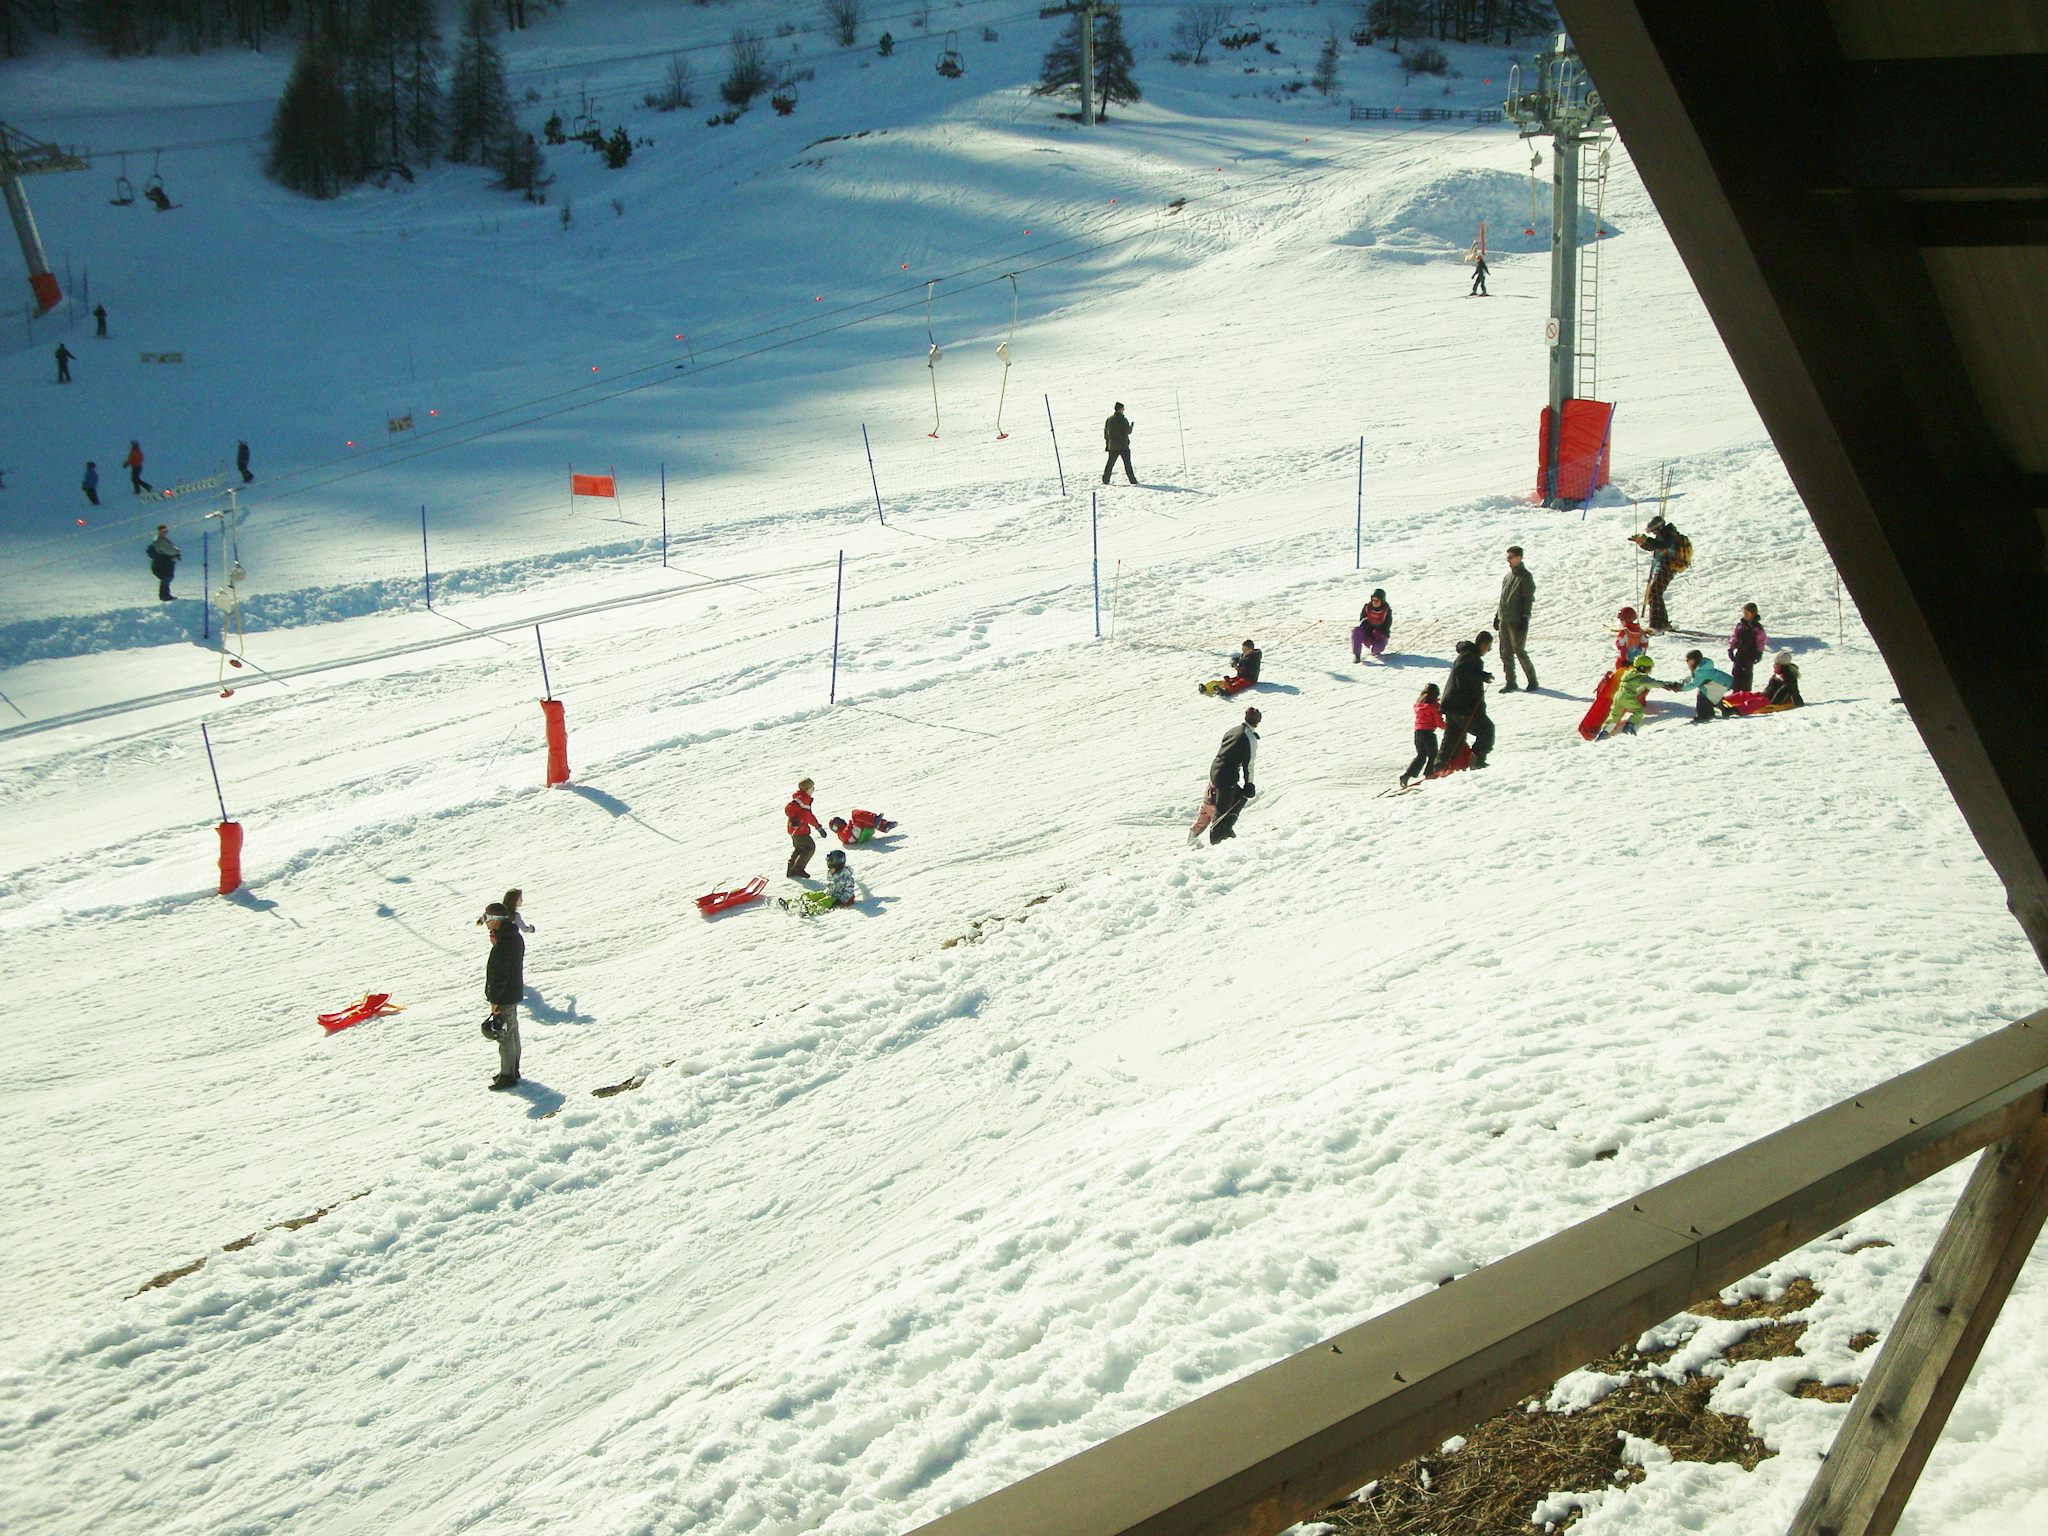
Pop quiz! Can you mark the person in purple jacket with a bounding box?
[1727,603,1768,692]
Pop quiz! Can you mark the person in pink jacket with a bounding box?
[1400,683,1443,787]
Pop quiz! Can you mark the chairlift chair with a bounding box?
[937,31,965,78]
[110,152,134,206]
[772,64,798,115]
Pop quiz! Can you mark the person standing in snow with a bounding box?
[781,848,859,916]
[93,304,107,337]
[501,887,535,934]
[1470,253,1490,297]
[54,343,73,383]
[125,440,151,495]
[480,900,525,1090]
[1494,545,1537,691]
[1352,589,1393,663]
[1613,606,1648,668]
[1629,515,1686,632]
[147,523,180,601]
[1102,402,1137,486]
[1594,653,1673,738]
[81,462,99,507]
[1437,631,1496,769]
[1727,603,1767,693]
[1668,650,1734,722]
[1400,683,1442,788]
[785,776,825,879]
[1206,705,1261,844]
[237,440,253,484]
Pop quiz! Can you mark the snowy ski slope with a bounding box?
[2,5,2046,1534]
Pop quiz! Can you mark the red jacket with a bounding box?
[1414,698,1443,731]
[785,791,823,836]
[125,445,145,471]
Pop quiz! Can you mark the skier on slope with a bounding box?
[81,461,99,507]
[1469,253,1490,297]
[54,343,74,383]
[1201,639,1262,697]
[147,524,180,601]
[1629,515,1687,632]
[1352,589,1393,663]
[1102,402,1137,486]
[1495,545,1537,691]
[1205,705,1261,844]
[1436,632,1496,771]
[479,900,526,1090]
[781,848,859,916]
[126,440,151,495]
[785,777,826,879]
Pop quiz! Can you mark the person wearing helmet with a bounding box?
[1613,606,1648,668]
[1202,705,1262,843]
[1628,515,1687,632]
[780,847,859,917]
[1594,652,1674,738]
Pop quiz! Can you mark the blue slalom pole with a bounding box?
[201,531,210,641]
[862,425,884,525]
[1355,435,1364,570]
[420,505,432,608]
[829,550,845,704]
[1045,394,1066,496]
[1091,492,1100,639]
[660,461,669,566]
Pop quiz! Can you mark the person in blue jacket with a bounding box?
[1668,649,1734,722]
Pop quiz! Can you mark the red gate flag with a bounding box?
[570,472,616,498]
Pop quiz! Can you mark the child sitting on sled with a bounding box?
[1201,639,1262,696]
[829,809,897,846]
[781,849,858,916]
[1720,651,1804,716]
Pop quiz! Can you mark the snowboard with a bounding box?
[1578,669,1622,740]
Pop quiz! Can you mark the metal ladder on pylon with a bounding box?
[1575,136,1612,401]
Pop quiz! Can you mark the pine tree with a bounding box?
[1312,30,1341,96]
[447,0,512,167]
[394,0,446,163]
[268,37,352,198]
[1036,6,1140,122]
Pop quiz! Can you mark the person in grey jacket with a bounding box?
[147,524,180,601]
[1494,545,1536,691]
[480,900,526,1090]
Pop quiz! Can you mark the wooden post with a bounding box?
[1787,1106,2048,1536]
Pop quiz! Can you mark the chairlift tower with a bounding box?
[0,122,86,316]
[1505,37,1612,506]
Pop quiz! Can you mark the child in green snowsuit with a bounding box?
[1596,654,1672,737]
[782,851,858,916]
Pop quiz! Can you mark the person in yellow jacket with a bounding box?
[1593,653,1675,739]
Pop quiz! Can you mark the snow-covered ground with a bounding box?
[3,5,2045,1534]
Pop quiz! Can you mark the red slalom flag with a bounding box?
[571,472,616,498]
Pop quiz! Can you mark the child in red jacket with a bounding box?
[829,809,898,846]
[1400,683,1443,787]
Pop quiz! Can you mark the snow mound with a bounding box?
[1336,167,1613,256]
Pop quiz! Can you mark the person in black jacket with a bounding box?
[1437,631,1496,770]
[1102,402,1137,485]
[481,900,526,1089]
[236,440,253,484]
[1207,705,1261,843]
[1629,515,1684,632]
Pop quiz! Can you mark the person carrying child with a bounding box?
[1200,639,1262,697]
[1594,653,1674,738]
[1400,684,1442,787]
[1352,590,1393,663]
[1727,604,1768,692]
[1668,650,1734,722]
[780,848,858,916]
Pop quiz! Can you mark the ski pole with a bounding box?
[1045,394,1066,497]
[829,550,845,704]
[660,461,668,568]
[420,505,432,609]
[201,721,229,821]
[862,424,884,524]
[535,625,552,699]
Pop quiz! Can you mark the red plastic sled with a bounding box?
[1426,744,1474,779]
[697,877,767,915]
[319,991,403,1032]
[1578,668,1623,740]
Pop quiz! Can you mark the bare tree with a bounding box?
[720,29,772,108]
[1173,3,1231,65]
[822,0,860,47]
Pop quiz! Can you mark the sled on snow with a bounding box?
[1578,668,1623,740]
[697,877,767,916]
[318,991,404,1032]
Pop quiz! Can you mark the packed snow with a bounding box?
[3,5,2046,1535]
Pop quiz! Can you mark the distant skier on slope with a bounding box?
[93,304,107,337]
[1201,639,1261,696]
[1435,632,1495,771]
[1469,253,1490,296]
[785,777,825,879]
[125,440,151,495]
[1352,589,1392,663]
[781,848,858,916]
[1399,682,1442,788]
[237,440,253,484]
[1102,402,1137,486]
[81,461,99,507]
[147,524,180,601]
[54,343,73,383]
[1495,545,1537,691]
[1204,705,1261,844]
[479,900,525,1090]
[1629,515,1689,633]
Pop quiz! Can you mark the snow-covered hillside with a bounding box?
[3,5,2046,1535]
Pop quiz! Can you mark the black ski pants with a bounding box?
[1102,447,1136,485]
[1405,729,1439,781]
[1439,706,1495,766]
[1208,783,1248,843]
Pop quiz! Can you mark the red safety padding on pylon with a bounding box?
[1556,398,1615,500]
[217,820,244,894]
[30,272,62,314]
[541,698,570,786]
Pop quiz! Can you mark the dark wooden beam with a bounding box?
[1832,57,2048,191]
[1556,0,2048,967]
[1900,198,2048,248]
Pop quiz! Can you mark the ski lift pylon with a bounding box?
[937,31,965,79]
